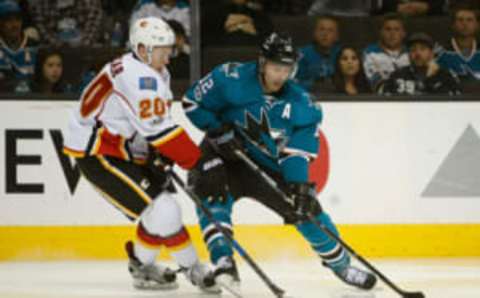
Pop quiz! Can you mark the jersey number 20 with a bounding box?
[139,97,167,119]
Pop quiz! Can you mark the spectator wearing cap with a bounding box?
[0,0,38,87]
[295,15,341,91]
[130,0,191,37]
[363,13,410,90]
[437,5,480,81]
[379,33,461,95]
[29,0,103,47]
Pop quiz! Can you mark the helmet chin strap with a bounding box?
[289,62,298,79]
[257,56,268,91]
[134,44,153,65]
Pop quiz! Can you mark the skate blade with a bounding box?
[216,276,242,298]
[133,279,179,290]
[199,284,222,295]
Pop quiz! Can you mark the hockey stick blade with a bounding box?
[402,292,425,298]
[309,216,426,298]
[234,150,425,298]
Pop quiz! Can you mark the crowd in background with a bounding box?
[0,0,479,96]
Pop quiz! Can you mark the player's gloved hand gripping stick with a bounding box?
[288,182,320,221]
[233,149,426,298]
[153,158,288,298]
[207,124,244,162]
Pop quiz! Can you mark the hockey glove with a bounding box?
[191,155,230,204]
[146,153,176,192]
[207,124,243,161]
[288,182,322,221]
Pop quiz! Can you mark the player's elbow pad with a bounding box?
[153,129,201,170]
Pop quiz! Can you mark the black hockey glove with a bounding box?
[190,154,230,204]
[146,153,176,192]
[207,124,243,161]
[288,182,322,222]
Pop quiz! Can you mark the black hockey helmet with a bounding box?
[260,32,298,65]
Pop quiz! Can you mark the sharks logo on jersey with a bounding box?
[183,61,323,183]
[235,109,288,158]
[437,39,480,81]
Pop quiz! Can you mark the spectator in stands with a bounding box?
[379,33,461,95]
[30,0,103,47]
[202,0,274,46]
[363,13,409,90]
[295,15,341,91]
[167,19,190,78]
[130,0,190,36]
[308,0,373,17]
[101,0,137,47]
[16,0,39,40]
[332,46,371,95]
[0,0,37,89]
[168,20,189,57]
[375,0,446,16]
[437,5,480,81]
[29,48,71,94]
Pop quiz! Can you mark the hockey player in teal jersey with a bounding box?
[182,32,377,291]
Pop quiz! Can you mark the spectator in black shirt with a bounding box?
[166,19,190,79]
[202,0,274,46]
[380,33,461,95]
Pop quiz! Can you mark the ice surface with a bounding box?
[0,258,478,298]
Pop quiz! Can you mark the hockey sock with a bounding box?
[196,194,235,264]
[135,192,198,267]
[134,222,161,264]
[296,212,350,272]
[163,227,197,268]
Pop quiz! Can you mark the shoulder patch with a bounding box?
[139,77,157,91]
[221,62,241,79]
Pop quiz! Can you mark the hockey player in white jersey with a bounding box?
[63,17,226,293]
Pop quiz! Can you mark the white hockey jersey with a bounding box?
[363,43,410,88]
[63,53,200,169]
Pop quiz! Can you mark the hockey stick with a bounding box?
[163,165,287,298]
[234,150,425,298]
